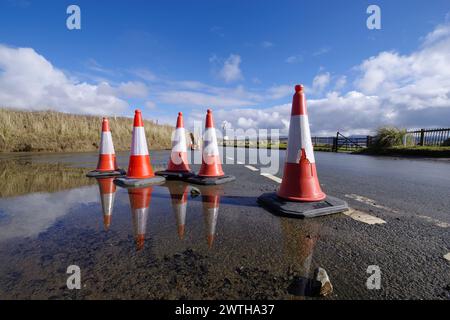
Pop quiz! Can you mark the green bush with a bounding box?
[371,126,407,150]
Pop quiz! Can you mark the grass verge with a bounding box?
[0,108,173,152]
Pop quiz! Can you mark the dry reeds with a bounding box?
[0,108,173,152]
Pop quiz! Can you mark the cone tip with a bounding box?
[178,112,182,116]
[135,109,141,114]
[295,84,304,93]
[207,109,212,114]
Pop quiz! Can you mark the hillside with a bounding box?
[0,108,173,152]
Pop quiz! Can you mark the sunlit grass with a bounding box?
[0,108,173,152]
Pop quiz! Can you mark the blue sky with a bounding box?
[0,0,449,135]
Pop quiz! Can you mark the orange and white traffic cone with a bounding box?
[201,186,223,249]
[278,85,326,202]
[258,85,348,218]
[167,183,189,239]
[128,186,153,251]
[87,117,125,177]
[96,177,116,230]
[156,112,193,180]
[114,110,165,187]
[187,109,235,185]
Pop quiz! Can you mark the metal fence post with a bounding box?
[420,129,425,146]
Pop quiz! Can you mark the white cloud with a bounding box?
[285,55,302,64]
[311,72,331,93]
[0,45,128,115]
[117,81,149,99]
[158,90,256,108]
[145,100,157,109]
[266,85,292,99]
[334,76,347,91]
[312,47,331,56]
[218,54,243,83]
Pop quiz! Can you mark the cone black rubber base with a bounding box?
[86,169,126,178]
[258,192,348,218]
[155,170,195,180]
[114,176,166,188]
[185,175,236,185]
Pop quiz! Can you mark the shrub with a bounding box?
[371,126,407,149]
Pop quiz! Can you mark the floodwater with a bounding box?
[0,150,322,299]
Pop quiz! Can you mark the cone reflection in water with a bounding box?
[201,186,223,248]
[96,117,119,172]
[166,182,189,239]
[198,109,224,177]
[281,219,320,276]
[96,177,116,230]
[277,85,326,202]
[128,186,153,251]
[167,112,191,172]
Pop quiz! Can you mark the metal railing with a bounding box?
[405,128,450,146]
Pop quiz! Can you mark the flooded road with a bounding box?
[0,150,448,299]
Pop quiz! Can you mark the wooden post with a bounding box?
[419,129,425,146]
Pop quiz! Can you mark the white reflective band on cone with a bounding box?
[172,128,188,152]
[134,208,149,234]
[205,207,219,235]
[174,203,187,225]
[101,193,115,216]
[286,115,315,164]
[131,127,149,156]
[203,128,220,156]
[100,132,115,155]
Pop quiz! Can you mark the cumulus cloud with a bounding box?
[0,45,128,115]
[311,72,331,93]
[218,54,243,83]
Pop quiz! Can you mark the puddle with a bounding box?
[0,152,324,299]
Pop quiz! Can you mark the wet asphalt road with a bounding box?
[200,148,450,299]
[0,149,449,299]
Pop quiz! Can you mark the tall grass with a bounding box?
[0,108,173,152]
[371,126,407,150]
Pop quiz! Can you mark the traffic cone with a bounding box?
[155,112,193,180]
[96,177,116,230]
[278,85,326,202]
[114,110,165,187]
[258,85,349,218]
[167,183,189,239]
[187,109,235,185]
[201,186,223,248]
[199,109,223,177]
[87,117,125,177]
[128,186,153,251]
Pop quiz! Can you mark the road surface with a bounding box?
[0,149,448,299]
